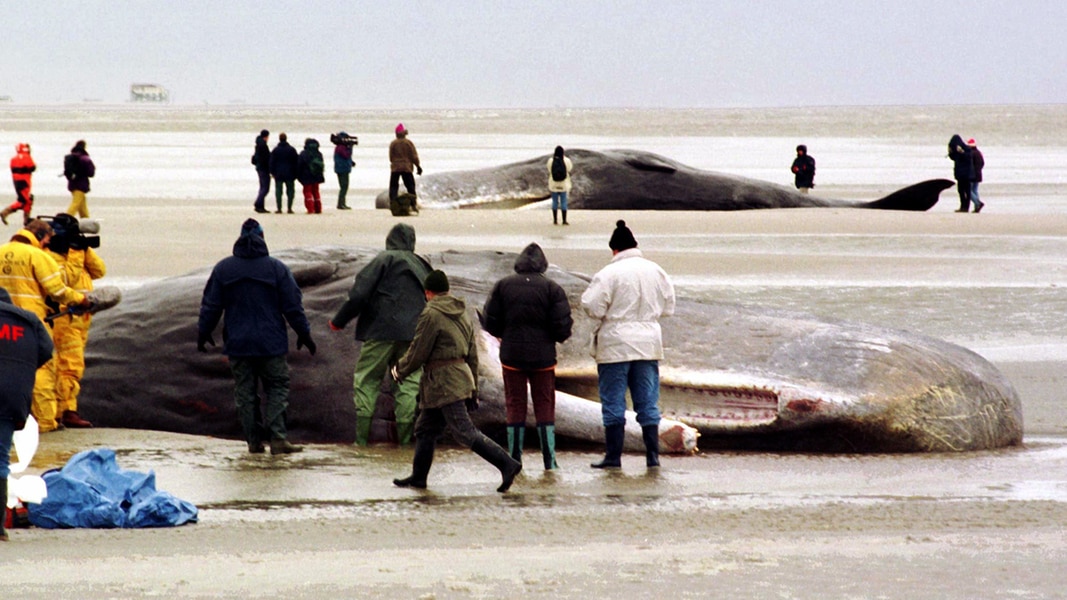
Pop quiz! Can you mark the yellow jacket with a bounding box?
[49,247,106,299]
[0,230,86,320]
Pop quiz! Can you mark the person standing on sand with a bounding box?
[582,220,675,470]
[968,138,986,213]
[388,123,422,203]
[64,141,95,218]
[3,143,36,226]
[297,138,325,214]
[948,134,976,213]
[197,218,316,455]
[252,130,271,214]
[332,132,356,210]
[547,146,573,225]
[791,144,815,194]
[269,133,299,214]
[483,242,573,470]
[391,269,523,493]
[0,286,54,542]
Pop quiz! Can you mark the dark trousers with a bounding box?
[230,355,291,443]
[274,178,295,211]
[254,170,271,210]
[336,172,349,207]
[414,400,481,447]
[503,366,556,425]
[389,171,416,200]
[956,180,971,212]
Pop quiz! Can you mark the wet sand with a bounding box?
[4,200,1067,598]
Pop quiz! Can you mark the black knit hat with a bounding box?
[241,218,264,238]
[424,269,450,293]
[608,220,638,251]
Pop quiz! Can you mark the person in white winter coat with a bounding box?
[580,220,675,469]
[546,146,573,225]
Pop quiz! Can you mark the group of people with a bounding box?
[253,130,343,215]
[948,135,987,213]
[197,218,674,493]
[3,140,96,227]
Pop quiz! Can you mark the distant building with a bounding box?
[130,84,169,103]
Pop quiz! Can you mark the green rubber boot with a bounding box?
[507,424,525,464]
[355,416,372,446]
[538,423,558,470]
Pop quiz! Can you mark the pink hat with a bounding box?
[395,123,406,134]
[967,138,976,145]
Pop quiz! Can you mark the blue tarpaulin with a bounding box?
[27,448,198,529]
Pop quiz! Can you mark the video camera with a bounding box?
[330,132,359,146]
[40,214,101,253]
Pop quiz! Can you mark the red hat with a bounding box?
[967,138,976,145]
[395,123,407,135]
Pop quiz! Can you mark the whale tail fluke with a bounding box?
[860,178,954,211]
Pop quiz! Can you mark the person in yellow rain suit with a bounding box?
[45,214,105,428]
[0,219,88,432]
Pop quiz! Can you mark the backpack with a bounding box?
[63,154,79,180]
[550,156,567,182]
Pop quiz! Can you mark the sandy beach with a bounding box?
[2,197,1066,598]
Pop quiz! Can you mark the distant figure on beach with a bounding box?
[328,223,432,446]
[968,138,985,213]
[3,143,36,226]
[791,144,815,194]
[388,123,422,204]
[331,132,357,210]
[0,285,54,541]
[948,134,976,213]
[297,138,325,214]
[63,141,95,218]
[269,133,299,214]
[197,218,316,455]
[582,220,675,470]
[391,269,523,493]
[251,130,271,214]
[547,146,573,225]
[482,242,573,470]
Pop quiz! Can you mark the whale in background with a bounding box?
[375,148,953,211]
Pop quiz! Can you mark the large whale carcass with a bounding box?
[81,247,1021,453]
[374,149,954,211]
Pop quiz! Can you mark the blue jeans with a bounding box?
[0,419,15,478]
[551,191,568,211]
[597,360,661,427]
[255,170,271,210]
[970,181,982,206]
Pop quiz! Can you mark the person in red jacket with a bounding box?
[3,144,36,226]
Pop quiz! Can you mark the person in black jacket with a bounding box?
[791,144,816,193]
[483,243,573,469]
[296,138,325,214]
[251,130,271,214]
[948,134,976,213]
[197,219,316,455]
[968,138,986,213]
[0,286,54,541]
[269,133,299,214]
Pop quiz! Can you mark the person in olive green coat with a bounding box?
[391,270,522,493]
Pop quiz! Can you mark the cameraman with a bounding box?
[45,214,105,428]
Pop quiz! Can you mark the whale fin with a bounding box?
[860,179,954,211]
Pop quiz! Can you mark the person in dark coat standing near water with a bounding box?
[269,133,299,214]
[791,144,815,194]
[251,130,271,213]
[968,138,986,213]
[198,219,316,455]
[948,134,976,213]
[483,243,573,470]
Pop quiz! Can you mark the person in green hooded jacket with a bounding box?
[297,138,325,214]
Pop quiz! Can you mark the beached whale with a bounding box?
[374,149,954,211]
[80,247,1020,453]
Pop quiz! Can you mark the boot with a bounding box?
[471,435,522,493]
[1,478,7,541]
[270,438,303,455]
[61,410,93,428]
[0,207,11,225]
[396,420,415,446]
[355,416,372,446]
[552,209,558,225]
[561,210,568,225]
[247,440,265,454]
[507,424,525,463]
[591,423,625,469]
[393,435,435,488]
[642,424,660,467]
[538,423,558,470]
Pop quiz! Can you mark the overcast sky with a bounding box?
[3,1,1064,108]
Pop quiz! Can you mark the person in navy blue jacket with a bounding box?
[197,219,316,455]
[268,133,299,214]
[0,286,54,541]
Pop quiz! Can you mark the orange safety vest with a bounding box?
[11,143,35,189]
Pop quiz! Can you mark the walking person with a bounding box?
[331,132,356,210]
[547,146,573,225]
[969,138,986,213]
[3,143,36,226]
[252,130,271,214]
[269,133,299,214]
[197,218,317,455]
[483,243,573,469]
[388,123,422,203]
[791,144,816,194]
[297,138,325,214]
[0,286,55,541]
[328,223,432,446]
[63,140,95,218]
[948,134,975,213]
[581,220,676,470]
[392,270,523,493]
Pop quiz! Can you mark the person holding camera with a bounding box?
[331,132,357,210]
[45,214,106,429]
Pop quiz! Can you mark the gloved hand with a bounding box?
[328,320,342,332]
[197,331,216,353]
[465,392,479,412]
[416,165,423,176]
[297,332,317,355]
[390,364,401,382]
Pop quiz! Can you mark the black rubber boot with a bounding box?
[561,210,568,225]
[552,209,558,225]
[270,438,303,455]
[471,435,522,493]
[394,435,435,488]
[642,424,660,467]
[0,478,8,541]
[507,424,525,464]
[591,423,625,469]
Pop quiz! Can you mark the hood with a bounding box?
[255,136,268,147]
[948,134,967,150]
[304,138,320,151]
[232,219,269,259]
[427,294,467,318]
[385,223,416,251]
[15,143,30,155]
[514,242,548,274]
